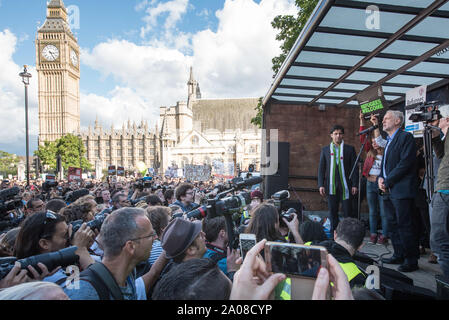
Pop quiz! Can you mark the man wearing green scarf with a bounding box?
[318,125,358,235]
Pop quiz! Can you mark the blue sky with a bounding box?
[0,0,297,155]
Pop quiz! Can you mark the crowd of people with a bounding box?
[0,171,377,300]
[0,105,447,301]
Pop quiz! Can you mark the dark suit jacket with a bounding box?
[379,129,417,199]
[318,143,358,194]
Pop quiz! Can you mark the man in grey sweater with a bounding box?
[431,105,449,278]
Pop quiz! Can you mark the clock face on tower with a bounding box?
[70,49,78,67]
[42,45,59,61]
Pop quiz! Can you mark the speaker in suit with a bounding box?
[378,111,419,271]
[318,126,358,234]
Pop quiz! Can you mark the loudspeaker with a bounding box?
[263,142,290,199]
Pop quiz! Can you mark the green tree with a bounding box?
[35,134,92,173]
[250,97,264,128]
[271,0,319,75]
[34,141,58,170]
[251,0,319,128]
[0,150,20,177]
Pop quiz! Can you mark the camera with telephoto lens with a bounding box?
[0,246,79,280]
[186,205,208,220]
[201,176,262,249]
[71,214,106,234]
[409,101,442,124]
[0,187,23,218]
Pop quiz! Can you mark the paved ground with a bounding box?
[303,211,443,293]
[359,237,442,293]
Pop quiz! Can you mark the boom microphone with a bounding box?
[357,125,379,136]
[235,176,263,189]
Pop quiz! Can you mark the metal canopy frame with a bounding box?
[263,0,449,108]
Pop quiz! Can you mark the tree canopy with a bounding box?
[0,150,20,177]
[34,134,92,173]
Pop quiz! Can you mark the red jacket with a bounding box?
[360,125,375,178]
[359,125,372,153]
[363,156,375,178]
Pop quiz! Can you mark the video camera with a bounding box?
[271,190,298,223]
[71,213,106,234]
[194,176,263,249]
[408,101,442,124]
[0,187,23,218]
[64,188,90,203]
[0,246,79,280]
[134,177,153,191]
[42,181,58,192]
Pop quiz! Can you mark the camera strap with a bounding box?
[206,243,227,263]
[88,262,124,300]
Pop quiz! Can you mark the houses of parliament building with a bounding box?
[36,0,261,176]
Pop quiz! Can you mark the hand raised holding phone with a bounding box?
[230,239,286,300]
[312,254,354,300]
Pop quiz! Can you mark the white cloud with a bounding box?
[192,0,298,98]
[0,29,39,154]
[0,0,298,155]
[80,86,160,131]
[82,0,297,105]
[138,0,189,38]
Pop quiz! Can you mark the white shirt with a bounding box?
[369,155,383,176]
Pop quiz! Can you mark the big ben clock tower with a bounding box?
[36,0,80,144]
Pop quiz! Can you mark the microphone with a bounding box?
[357,125,378,136]
[235,176,263,189]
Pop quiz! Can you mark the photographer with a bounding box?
[245,203,303,245]
[430,105,449,278]
[158,218,207,279]
[14,211,95,282]
[64,207,168,300]
[311,218,366,288]
[100,193,130,215]
[202,216,240,280]
[173,183,198,212]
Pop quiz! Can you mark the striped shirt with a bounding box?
[148,240,163,267]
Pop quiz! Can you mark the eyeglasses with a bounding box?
[129,230,157,242]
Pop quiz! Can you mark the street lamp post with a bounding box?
[19,65,32,187]
[77,134,82,169]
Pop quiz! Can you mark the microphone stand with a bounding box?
[349,133,369,221]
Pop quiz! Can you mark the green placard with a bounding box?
[360,98,384,114]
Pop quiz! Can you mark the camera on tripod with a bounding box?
[408,101,442,123]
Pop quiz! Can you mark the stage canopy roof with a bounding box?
[263,0,449,108]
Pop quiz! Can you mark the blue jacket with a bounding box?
[379,129,418,199]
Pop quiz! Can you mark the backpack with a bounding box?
[58,262,124,300]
